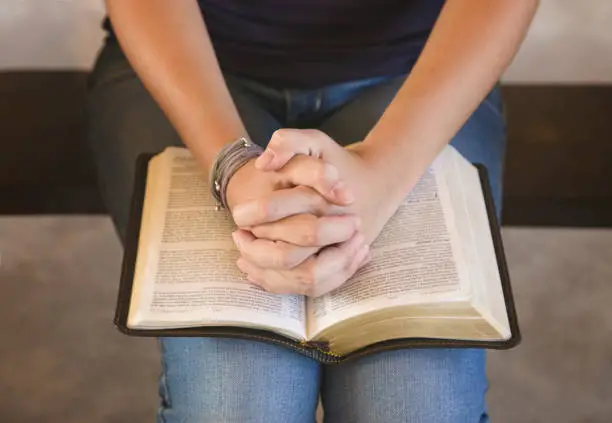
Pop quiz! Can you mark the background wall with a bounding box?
[1,0,611,83]
[0,0,105,70]
[504,0,612,83]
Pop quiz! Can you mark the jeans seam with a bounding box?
[157,339,172,423]
[481,96,504,120]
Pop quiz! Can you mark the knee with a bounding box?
[157,338,320,423]
[324,349,488,423]
[401,349,489,423]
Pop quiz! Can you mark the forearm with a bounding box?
[361,0,538,202]
[105,0,246,171]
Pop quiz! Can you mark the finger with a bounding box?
[237,256,307,295]
[255,129,353,205]
[236,257,266,287]
[232,229,317,269]
[278,155,354,205]
[232,186,336,227]
[320,242,369,296]
[255,129,332,171]
[245,238,370,297]
[250,214,361,247]
[312,233,367,294]
[269,236,365,298]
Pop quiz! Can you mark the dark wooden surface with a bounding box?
[500,85,612,226]
[1,71,611,226]
[0,72,95,186]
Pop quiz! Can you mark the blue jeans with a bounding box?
[87,40,505,423]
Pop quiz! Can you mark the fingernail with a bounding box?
[255,150,275,170]
[362,250,373,266]
[232,203,258,225]
[232,231,242,248]
[359,244,370,260]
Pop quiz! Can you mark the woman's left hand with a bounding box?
[231,128,405,297]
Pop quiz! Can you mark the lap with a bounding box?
[86,42,501,422]
[159,340,488,423]
[319,77,504,422]
[86,41,318,423]
[158,338,320,423]
[323,348,488,423]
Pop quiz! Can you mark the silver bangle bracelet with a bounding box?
[209,137,264,209]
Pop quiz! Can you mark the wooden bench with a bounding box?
[1,71,611,227]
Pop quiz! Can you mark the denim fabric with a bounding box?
[87,39,505,423]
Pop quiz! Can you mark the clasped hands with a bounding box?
[226,129,398,298]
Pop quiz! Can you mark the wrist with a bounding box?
[353,140,421,205]
[225,158,257,211]
[209,137,264,209]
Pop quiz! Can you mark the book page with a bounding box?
[128,147,306,340]
[307,151,471,336]
[441,149,511,338]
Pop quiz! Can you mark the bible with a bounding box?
[115,146,520,363]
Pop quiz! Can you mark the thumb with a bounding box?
[255,129,335,171]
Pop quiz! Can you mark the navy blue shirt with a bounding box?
[106,0,445,88]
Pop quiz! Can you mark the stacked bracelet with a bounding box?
[209,137,264,209]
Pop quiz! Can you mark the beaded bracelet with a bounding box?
[209,137,264,209]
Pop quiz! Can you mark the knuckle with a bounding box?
[299,221,320,246]
[249,225,264,238]
[271,129,289,145]
[311,193,330,214]
[298,273,316,296]
[303,128,323,139]
[296,186,329,212]
[298,278,317,297]
[253,199,272,222]
[271,246,296,269]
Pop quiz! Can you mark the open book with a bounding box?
[115,146,519,363]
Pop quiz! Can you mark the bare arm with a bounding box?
[361,0,539,203]
[105,0,245,171]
